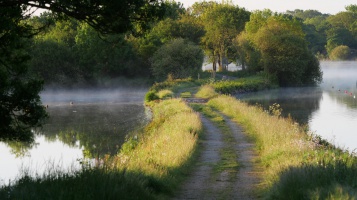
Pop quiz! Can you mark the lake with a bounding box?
[237,61,357,152]
[0,88,149,186]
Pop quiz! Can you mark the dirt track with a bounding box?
[173,112,260,200]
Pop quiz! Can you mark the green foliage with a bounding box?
[200,3,250,71]
[150,38,204,80]
[157,89,174,99]
[145,91,159,102]
[0,169,156,200]
[120,137,139,155]
[0,6,47,140]
[195,85,218,99]
[180,92,192,98]
[210,76,274,94]
[242,12,323,86]
[329,45,351,60]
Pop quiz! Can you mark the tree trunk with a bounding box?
[218,55,223,71]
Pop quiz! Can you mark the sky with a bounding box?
[177,0,356,15]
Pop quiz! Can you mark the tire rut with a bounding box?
[173,112,260,200]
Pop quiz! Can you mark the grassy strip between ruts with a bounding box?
[206,94,357,199]
[0,98,202,200]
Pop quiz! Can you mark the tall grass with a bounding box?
[0,99,202,199]
[210,75,275,94]
[117,99,202,184]
[208,95,357,199]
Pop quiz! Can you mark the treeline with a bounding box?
[26,2,357,87]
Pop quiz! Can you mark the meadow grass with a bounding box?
[156,89,174,99]
[207,95,357,199]
[210,75,275,94]
[0,98,202,199]
[195,85,218,99]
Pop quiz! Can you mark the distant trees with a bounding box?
[285,5,357,60]
[150,38,204,80]
[235,11,322,86]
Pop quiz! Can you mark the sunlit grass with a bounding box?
[118,99,201,176]
[210,75,275,94]
[156,89,174,99]
[195,85,218,99]
[208,95,357,199]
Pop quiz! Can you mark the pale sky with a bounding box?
[178,0,357,15]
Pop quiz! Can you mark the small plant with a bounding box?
[145,91,159,102]
[268,103,282,117]
[157,89,174,99]
[195,85,218,99]
[180,92,191,98]
[120,137,139,154]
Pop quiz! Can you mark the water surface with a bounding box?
[237,61,357,152]
[0,88,148,186]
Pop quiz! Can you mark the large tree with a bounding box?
[237,11,322,86]
[0,0,165,140]
[200,3,250,72]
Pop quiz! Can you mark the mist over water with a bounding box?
[238,61,357,152]
[0,87,149,186]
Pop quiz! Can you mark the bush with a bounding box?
[329,45,351,60]
[145,91,159,102]
[157,89,174,99]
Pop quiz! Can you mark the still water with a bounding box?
[237,61,357,152]
[0,88,149,186]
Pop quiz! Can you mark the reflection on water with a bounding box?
[236,87,323,124]
[0,88,148,186]
[238,61,357,152]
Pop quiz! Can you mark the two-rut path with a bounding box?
[173,109,260,200]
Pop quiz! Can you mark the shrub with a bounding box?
[157,89,174,99]
[145,91,159,102]
[329,45,351,60]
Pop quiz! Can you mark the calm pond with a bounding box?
[0,88,149,186]
[237,61,357,152]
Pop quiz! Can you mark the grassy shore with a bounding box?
[0,98,202,199]
[203,92,357,199]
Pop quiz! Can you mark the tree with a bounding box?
[253,15,322,86]
[200,3,250,72]
[239,11,322,86]
[150,38,204,79]
[0,6,47,140]
[0,1,165,140]
[0,0,166,34]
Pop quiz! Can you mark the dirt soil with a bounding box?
[173,112,260,200]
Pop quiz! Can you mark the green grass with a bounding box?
[210,75,275,94]
[207,95,357,199]
[0,99,203,199]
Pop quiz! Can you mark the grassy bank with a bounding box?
[206,94,357,199]
[0,99,202,199]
